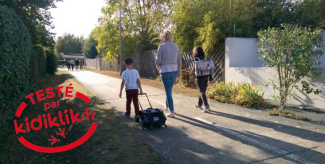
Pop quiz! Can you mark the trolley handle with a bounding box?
[138,93,153,110]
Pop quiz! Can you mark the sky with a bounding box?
[50,0,106,40]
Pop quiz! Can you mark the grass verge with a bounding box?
[1,70,166,164]
[267,108,310,121]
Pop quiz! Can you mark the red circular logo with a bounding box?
[14,84,97,153]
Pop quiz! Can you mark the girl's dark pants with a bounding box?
[197,76,209,107]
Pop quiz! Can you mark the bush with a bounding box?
[30,45,46,81]
[0,5,32,111]
[208,82,266,108]
[177,68,197,88]
[45,49,58,74]
[156,68,197,88]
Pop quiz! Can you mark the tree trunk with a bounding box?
[278,90,287,113]
[278,101,285,113]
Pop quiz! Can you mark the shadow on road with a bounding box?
[206,110,325,142]
[173,114,325,164]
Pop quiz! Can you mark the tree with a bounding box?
[293,0,325,28]
[92,0,172,61]
[171,0,324,53]
[171,0,273,53]
[83,34,99,59]
[92,18,121,61]
[257,24,324,112]
[55,34,84,56]
[0,0,61,47]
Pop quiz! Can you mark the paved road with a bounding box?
[67,69,325,164]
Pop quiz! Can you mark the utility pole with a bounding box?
[119,0,122,75]
[229,0,232,36]
[234,23,236,37]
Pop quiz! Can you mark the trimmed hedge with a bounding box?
[31,45,47,80]
[0,5,32,111]
[29,46,58,79]
[45,49,57,74]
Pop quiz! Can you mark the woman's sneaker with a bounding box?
[195,104,203,110]
[125,113,130,117]
[166,112,175,118]
[203,106,211,113]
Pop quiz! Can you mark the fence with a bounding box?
[85,57,119,71]
[139,50,159,78]
[182,43,225,82]
[85,44,225,81]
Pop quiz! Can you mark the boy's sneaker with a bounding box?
[134,115,140,122]
[166,112,175,118]
[195,104,203,110]
[125,113,130,117]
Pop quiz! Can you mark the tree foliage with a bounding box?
[257,24,324,111]
[171,0,325,53]
[294,0,325,28]
[0,0,61,47]
[90,0,324,58]
[92,0,172,61]
[55,34,84,56]
[83,33,99,59]
[92,18,121,61]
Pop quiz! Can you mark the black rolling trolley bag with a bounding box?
[138,93,167,130]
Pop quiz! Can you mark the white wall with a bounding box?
[226,37,264,67]
[225,31,325,109]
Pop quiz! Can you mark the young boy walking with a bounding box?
[119,58,143,122]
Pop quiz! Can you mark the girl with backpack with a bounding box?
[193,46,213,112]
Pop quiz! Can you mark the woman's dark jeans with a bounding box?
[197,76,209,107]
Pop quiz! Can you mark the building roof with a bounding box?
[60,53,84,59]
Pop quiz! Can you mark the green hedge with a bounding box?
[0,5,32,111]
[36,45,46,77]
[45,49,58,74]
[0,6,32,158]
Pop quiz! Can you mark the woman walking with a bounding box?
[193,46,212,112]
[155,30,182,118]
